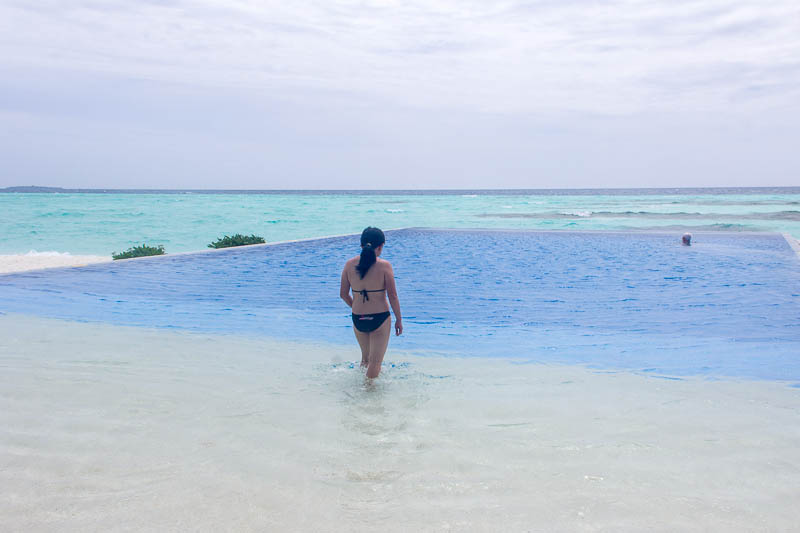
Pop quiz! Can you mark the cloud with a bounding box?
[0,1,798,188]
[1,0,798,114]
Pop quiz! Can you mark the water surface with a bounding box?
[2,229,797,380]
[2,315,798,531]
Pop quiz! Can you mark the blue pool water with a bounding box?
[1,229,798,380]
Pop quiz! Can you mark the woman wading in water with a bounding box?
[340,227,403,378]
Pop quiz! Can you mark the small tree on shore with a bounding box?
[112,244,166,260]
[208,234,266,249]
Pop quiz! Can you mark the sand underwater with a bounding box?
[2,314,799,532]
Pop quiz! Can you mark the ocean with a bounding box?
[1,187,799,256]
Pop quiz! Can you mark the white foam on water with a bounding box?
[24,250,74,257]
[1,314,799,531]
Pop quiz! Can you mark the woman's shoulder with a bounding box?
[344,256,360,267]
[376,258,394,270]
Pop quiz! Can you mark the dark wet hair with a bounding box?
[356,227,385,278]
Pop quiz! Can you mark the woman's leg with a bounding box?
[366,318,391,379]
[353,326,371,367]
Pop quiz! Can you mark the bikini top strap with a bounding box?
[358,288,385,301]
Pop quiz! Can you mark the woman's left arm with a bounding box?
[340,265,353,308]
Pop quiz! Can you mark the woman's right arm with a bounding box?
[385,263,403,336]
[340,265,353,308]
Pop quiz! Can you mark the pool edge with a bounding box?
[3,227,795,276]
[0,228,415,275]
[782,233,800,259]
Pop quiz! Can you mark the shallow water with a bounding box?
[2,229,798,380]
[1,189,799,256]
[1,315,799,532]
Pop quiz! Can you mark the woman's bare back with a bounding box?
[345,256,390,315]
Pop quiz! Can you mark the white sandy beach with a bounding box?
[0,251,110,274]
[1,314,798,532]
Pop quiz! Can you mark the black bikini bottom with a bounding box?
[352,311,391,333]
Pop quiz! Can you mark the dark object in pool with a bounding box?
[111,244,166,260]
[682,233,692,246]
[208,234,266,249]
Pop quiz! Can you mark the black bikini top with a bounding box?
[357,288,385,301]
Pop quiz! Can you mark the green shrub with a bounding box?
[208,234,266,249]
[112,244,166,260]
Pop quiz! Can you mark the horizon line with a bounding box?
[3,185,800,195]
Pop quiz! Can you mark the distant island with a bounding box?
[1,186,122,193]
[2,186,78,193]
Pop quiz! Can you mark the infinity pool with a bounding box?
[1,229,798,380]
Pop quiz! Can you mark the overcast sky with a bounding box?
[1,0,798,189]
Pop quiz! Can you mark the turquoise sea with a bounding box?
[1,188,799,256]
